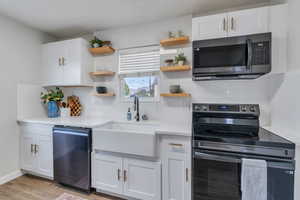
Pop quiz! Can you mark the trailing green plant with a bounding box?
[40,87,64,104]
[89,36,103,48]
[175,52,187,63]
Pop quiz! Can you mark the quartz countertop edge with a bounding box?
[263,126,300,146]
[17,117,191,137]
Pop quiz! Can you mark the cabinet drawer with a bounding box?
[21,124,53,136]
[162,137,191,155]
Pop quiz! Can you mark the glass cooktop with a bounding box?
[193,127,295,149]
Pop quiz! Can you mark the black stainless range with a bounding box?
[192,103,295,200]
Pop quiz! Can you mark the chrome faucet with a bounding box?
[133,96,140,122]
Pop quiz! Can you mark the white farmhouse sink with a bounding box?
[93,121,158,157]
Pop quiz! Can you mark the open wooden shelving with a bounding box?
[160,93,191,97]
[160,36,189,47]
[89,46,115,55]
[89,71,115,76]
[160,65,191,72]
[93,93,116,97]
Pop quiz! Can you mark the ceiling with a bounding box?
[0,0,271,38]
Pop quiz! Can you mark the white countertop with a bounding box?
[263,126,300,145]
[17,117,192,137]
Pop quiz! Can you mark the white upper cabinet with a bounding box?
[228,7,269,37]
[192,13,228,41]
[41,38,93,87]
[193,6,270,41]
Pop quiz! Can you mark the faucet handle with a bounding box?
[142,114,148,121]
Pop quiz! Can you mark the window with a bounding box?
[120,73,159,101]
[119,45,160,102]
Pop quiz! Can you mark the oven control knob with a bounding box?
[250,106,256,112]
[241,106,247,112]
[202,105,208,111]
[194,105,201,111]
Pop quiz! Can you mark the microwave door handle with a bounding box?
[194,152,241,163]
[246,39,253,71]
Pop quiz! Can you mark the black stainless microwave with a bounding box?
[193,33,272,81]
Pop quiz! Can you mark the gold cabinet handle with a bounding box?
[117,169,121,181]
[62,57,65,65]
[169,143,183,147]
[59,58,62,66]
[186,168,189,182]
[124,170,127,182]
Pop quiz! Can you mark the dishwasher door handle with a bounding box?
[53,130,89,137]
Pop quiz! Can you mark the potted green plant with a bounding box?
[175,52,187,66]
[89,36,103,48]
[40,87,64,118]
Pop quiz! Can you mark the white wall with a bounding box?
[270,0,300,130]
[0,14,54,181]
[66,15,271,127]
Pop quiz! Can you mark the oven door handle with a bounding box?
[246,39,253,71]
[194,151,241,163]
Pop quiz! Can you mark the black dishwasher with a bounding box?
[53,126,92,192]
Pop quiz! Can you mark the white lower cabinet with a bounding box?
[92,153,123,194]
[161,136,191,200]
[20,123,53,178]
[92,152,161,200]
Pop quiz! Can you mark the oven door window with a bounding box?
[194,44,247,69]
[193,154,241,200]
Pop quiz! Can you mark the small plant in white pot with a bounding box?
[89,36,103,48]
[175,52,187,66]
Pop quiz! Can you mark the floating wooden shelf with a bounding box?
[89,71,115,76]
[160,93,191,97]
[93,93,115,97]
[160,36,189,47]
[160,65,191,72]
[89,46,115,55]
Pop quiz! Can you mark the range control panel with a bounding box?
[193,103,260,116]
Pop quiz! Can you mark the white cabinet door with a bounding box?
[162,137,191,200]
[20,131,36,172]
[92,152,123,194]
[42,42,64,86]
[228,7,269,37]
[123,158,161,200]
[192,13,228,41]
[36,134,53,177]
[63,39,82,85]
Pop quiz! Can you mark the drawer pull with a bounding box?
[117,169,121,181]
[124,170,127,182]
[169,143,183,147]
[186,168,189,182]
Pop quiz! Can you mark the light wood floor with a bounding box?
[0,175,123,200]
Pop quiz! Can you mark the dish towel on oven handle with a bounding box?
[241,158,267,200]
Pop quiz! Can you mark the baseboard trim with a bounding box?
[0,170,23,185]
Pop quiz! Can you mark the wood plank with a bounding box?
[0,175,122,200]
[160,36,189,47]
[89,46,115,55]
[160,65,191,72]
[89,71,115,76]
[160,93,191,97]
[93,93,115,97]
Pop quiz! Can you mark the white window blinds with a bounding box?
[119,45,160,74]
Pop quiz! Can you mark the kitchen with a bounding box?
[0,0,299,200]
